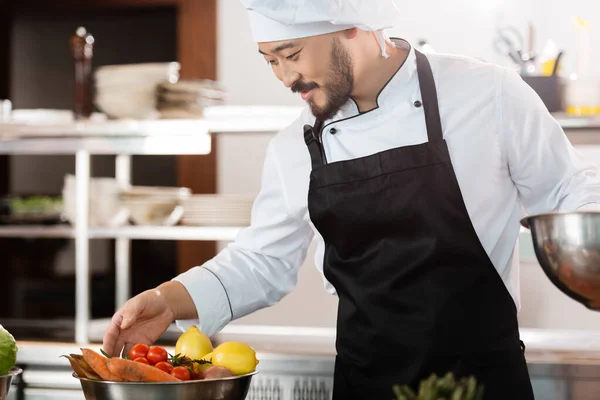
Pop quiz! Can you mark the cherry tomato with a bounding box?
[190,370,202,380]
[129,343,149,360]
[134,357,149,364]
[154,361,173,374]
[146,346,168,365]
[171,366,191,381]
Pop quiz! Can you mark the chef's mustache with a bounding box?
[291,81,319,93]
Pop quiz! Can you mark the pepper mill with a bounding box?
[70,26,95,120]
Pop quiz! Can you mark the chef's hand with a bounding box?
[102,280,197,357]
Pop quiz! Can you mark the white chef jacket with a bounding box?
[174,40,600,337]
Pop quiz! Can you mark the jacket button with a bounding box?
[414,100,422,108]
[330,127,338,135]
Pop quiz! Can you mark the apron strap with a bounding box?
[303,120,326,169]
[415,50,444,143]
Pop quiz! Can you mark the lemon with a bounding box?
[175,326,213,360]
[193,351,213,375]
[212,342,259,376]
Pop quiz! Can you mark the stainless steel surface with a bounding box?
[0,368,22,400]
[521,211,600,310]
[73,372,256,400]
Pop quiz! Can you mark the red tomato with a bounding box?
[129,344,149,360]
[190,370,202,380]
[133,357,149,364]
[154,361,173,374]
[171,366,191,381]
[146,346,168,365]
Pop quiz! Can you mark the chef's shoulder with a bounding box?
[423,51,515,106]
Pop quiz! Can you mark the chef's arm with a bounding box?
[171,142,314,337]
[500,68,600,214]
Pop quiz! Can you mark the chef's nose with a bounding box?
[281,68,301,89]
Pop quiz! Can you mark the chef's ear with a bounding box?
[341,27,359,39]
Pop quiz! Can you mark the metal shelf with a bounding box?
[0,110,297,346]
[0,225,243,241]
[0,225,73,238]
[90,225,242,241]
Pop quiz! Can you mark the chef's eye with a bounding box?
[266,59,277,66]
[286,49,302,61]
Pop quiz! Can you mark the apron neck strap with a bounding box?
[414,49,444,143]
[303,119,326,169]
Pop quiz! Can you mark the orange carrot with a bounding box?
[62,355,93,379]
[70,354,102,380]
[81,348,125,382]
[107,357,181,382]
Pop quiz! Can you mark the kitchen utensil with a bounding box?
[0,368,22,400]
[493,25,536,73]
[521,211,600,311]
[552,51,564,76]
[73,371,257,400]
[70,27,95,120]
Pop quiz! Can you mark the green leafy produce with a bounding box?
[9,196,63,216]
[393,372,484,400]
[0,324,18,375]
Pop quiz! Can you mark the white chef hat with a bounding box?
[240,0,402,58]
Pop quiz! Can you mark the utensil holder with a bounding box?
[521,75,566,113]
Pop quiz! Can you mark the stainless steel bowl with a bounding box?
[73,371,257,400]
[521,211,600,310]
[0,368,22,400]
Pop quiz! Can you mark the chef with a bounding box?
[103,1,600,398]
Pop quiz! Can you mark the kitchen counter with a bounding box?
[14,325,600,366]
[11,326,600,400]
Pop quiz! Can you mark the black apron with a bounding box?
[303,50,535,400]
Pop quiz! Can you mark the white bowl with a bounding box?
[62,175,129,227]
[94,91,160,120]
[123,199,184,226]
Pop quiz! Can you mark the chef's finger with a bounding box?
[120,295,146,330]
[102,311,124,357]
[122,341,136,359]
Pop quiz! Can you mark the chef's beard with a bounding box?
[292,38,354,121]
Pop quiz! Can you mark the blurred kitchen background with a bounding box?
[0,0,599,343]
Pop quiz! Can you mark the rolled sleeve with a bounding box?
[172,140,314,337]
[173,266,232,337]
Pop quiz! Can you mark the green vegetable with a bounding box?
[393,372,484,400]
[0,324,18,375]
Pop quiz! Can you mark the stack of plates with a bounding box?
[155,79,226,119]
[94,62,180,119]
[181,195,254,226]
